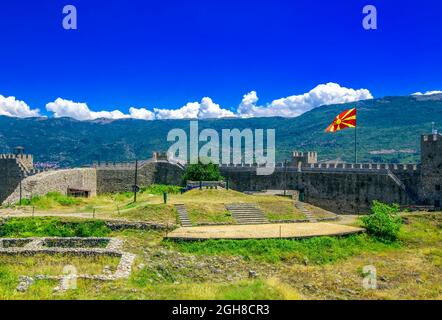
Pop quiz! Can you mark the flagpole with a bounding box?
[354,125,357,163]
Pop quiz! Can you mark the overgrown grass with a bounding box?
[0,254,120,300]
[400,213,442,246]
[187,203,234,224]
[0,217,111,238]
[140,184,182,195]
[116,204,177,224]
[19,192,81,209]
[258,201,305,221]
[165,234,400,264]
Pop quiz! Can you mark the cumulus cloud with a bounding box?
[154,97,234,119]
[237,83,373,118]
[128,107,155,120]
[412,90,442,96]
[0,94,40,118]
[46,98,156,121]
[4,82,372,121]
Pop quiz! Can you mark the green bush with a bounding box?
[0,217,110,238]
[361,201,403,241]
[182,162,223,182]
[140,184,182,195]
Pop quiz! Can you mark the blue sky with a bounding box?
[0,0,441,120]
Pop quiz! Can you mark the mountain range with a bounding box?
[1,94,442,167]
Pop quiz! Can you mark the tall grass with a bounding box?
[0,217,111,238]
[140,184,182,195]
[19,192,81,209]
[165,234,400,264]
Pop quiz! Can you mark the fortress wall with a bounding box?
[2,168,97,205]
[96,161,184,194]
[96,167,135,194]
[0,159,23,203]
[300,171,409,214]
[419,134,442,206]
[220,167,412,214]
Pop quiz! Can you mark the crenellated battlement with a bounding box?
[307,162,419,172]
[0,134,440,212]
[0,154,33,160]
[292,151,317,165]
[219,162,419,173]
[422,134,441,142]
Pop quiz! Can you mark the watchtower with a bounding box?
[292,151,318,167]
[152,152,168,162]
[420,134,442,207]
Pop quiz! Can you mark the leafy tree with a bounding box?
[361,201,403,241]
[182,162,224,182]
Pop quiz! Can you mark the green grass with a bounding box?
[0,217,111,238]
[0,254,121,300]
[165,234,399,264]
[187,204,235,225]
[258,201,306,221]
[400,213,442,246]
[0,214,441,300]
[115,204,177,224]
[140,184,182,195]
[19,192,81,209]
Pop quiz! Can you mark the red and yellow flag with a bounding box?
[325,108,357,132]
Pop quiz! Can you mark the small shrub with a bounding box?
[182,162,223,182]
[361,201,403,241]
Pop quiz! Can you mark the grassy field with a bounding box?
[2,187,342,224]
[0,212,441,299]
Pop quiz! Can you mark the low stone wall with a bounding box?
[2,168,97,205]
[0,237,136,291]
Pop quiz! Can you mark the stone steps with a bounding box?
[174,204,192,227]
[225,203,268,225]
[294,202,317,222]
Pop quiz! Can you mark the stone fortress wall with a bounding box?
[3,168,97,205]
[94,160,183,194]
[1,134,441,214]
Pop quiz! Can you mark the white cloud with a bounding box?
[154,97,234,119]
[0,94,40,118]
[412,90,442,96]
[237,83,373,118]
[35,82,373,121]
[47,98,157,121]
[129,107,155,120]
[46,98,139,121]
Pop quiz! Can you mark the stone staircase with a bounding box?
[174,204,192,227]
[225,203,269,225]
[294,201,317,222]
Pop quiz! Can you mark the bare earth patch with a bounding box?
[166,222,364,240]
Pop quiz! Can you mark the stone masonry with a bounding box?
[1,134,442,214]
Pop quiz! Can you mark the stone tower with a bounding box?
[0,147,34,203]
[292,151,318,167]
[420,134,442,207]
